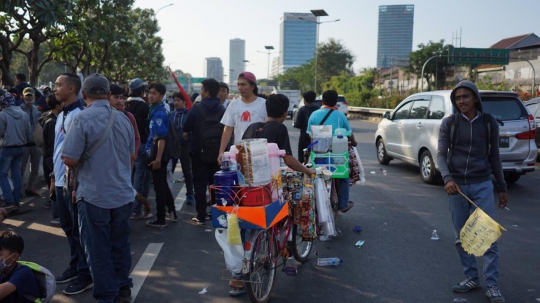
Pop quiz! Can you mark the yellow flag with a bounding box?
[460,208,507,257]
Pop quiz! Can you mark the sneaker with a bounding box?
[190,217,205,226]
[169,211,179,223]
[452,277,480,293]
[50,218,60,225]
[25,189,39,197]
[339,201,354,213]
[486,286,506,303]
[0,202,16,211]
[119,285,132,302]
[229,286,247,297]
[186,195,195,205]
[43,200,52,209]
[56,267,77,284]
[146,219,167,228]
[63,277,93,295]
[205,212,212,221]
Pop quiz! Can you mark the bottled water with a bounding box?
[431,230,439,240]
[317,257,342,266]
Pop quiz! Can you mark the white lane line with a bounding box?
[175,182,187,211]
[131,243,164,302]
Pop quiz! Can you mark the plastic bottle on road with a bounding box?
[431,230,439,240]
[317,257,342,266]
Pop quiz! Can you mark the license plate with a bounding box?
[499,137,509,148]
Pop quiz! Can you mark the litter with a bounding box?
[314,251,318,256]
[199,286,207,294]
[453,298,467,302]
[431,230,439,240]
[370,171,376,174]
[353,226,362,233]
[504,207,510,211]
[536,299,540,302]
[382,170,387,176]
[205,229,213,232]
[512,225,518,227]
[355,240,365,248]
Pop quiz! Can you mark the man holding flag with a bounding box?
[437,80,508,303]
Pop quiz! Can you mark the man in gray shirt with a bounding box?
[19,87,42,196]
[62,74,136,303]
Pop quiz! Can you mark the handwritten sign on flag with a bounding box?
[460,207,506,257]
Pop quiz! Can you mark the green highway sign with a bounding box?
[448,46,509,65]
[190,77,205,84]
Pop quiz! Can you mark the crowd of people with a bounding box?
[0,72,507,303]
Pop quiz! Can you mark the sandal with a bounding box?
[339,201,354,213]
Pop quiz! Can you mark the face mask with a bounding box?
[0,254,15,274]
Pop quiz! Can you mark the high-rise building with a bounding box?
[205,57,223,82]
[279,12,317,74]
[271,56,280,78]
[229,38,246,83]
[376,5,414,68]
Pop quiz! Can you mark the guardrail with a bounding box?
[348,106,388,115]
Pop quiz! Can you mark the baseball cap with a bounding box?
[110,84,125,95]
[82,73,110,95]
[35,95,49,110]
[219,82,229,91]
[239,72,257,84]
[23,87,35,96]
[129,78,147,90]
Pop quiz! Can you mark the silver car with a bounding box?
[375,90,537,184]
[525,98,540,157]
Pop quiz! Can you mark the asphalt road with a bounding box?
[4,119,540,303]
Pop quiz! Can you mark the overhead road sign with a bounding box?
[448,46,509,65]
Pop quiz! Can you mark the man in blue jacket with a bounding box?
[437,80,507,303]
[146,83,177,227]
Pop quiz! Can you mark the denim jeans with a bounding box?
[21,145,42,191]
[56,186,92,281]
[0,147,23,205]
[448,180,499,287]
[132,144,150,214]
[338,177,350,210]
[78,200,133,303]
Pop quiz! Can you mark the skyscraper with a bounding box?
[229,38,246,83]
[279,12,317,74]
[377,5,414,68]
[205,57,223,82]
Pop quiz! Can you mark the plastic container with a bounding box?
[317,257,342,266]
[267,143,286,201]
[310,151,349,178]
[213,161,238,206]
[332,134,348,164]
[236,139,271,186]
[310,125,332,153]
[238,185,273,206]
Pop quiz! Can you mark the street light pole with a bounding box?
[155,3,173,16]
[258,46,280,80]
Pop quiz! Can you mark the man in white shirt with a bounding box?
[218,72,267,163]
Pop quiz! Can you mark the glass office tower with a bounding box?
[377,5,414,68]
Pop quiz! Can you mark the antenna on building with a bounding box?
[452,28,462,47]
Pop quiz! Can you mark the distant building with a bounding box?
[205,57,223,82]
[271,56,280,77]
[376,4,414,68]
[229,38,246,83]
[279,12,317,74]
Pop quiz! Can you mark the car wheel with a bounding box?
[420,150,437,184]
[377,139,391,165]
[504,172,521,184]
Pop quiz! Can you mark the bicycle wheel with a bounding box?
[330,179,339,222]
[247,230,277,303]
[291,223,313,263]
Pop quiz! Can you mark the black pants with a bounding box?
[297,133,311,163]
[172,145,194,196]
[151,162,175,221]
[43,157,56,201]
[190,153,220,222]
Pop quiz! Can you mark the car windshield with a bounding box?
[337,96,346,103]
[526,101,540,117]
[481,96,529,121]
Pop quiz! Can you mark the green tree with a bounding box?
[403,39,451,91]
[315,38,355,93]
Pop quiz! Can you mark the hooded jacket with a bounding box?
[437,80,507,192]
[183,97,224,151]
[0,106,33,147]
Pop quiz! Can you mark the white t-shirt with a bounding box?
[221,97,267,143]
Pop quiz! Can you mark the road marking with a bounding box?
[175,182,186,211]
[27,223,65,237]
[131,243,164,302]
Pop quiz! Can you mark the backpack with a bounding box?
[154,108,181,162]
[447,112,492,170]
[195,103,225,163]
[18,261,56,303]
[125,100,149,141]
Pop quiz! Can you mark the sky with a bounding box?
[134,0,540,82]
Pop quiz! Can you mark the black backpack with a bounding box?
[153,108,181,162]
[195,103,225,163]
[125,100,149,142]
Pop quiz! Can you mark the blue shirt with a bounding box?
[53,99,84,187]
[145,103,169,155]
[0,264,41,303]
[306,108,352,136]
[61,100,136,208]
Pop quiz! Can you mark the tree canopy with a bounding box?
[402,39,451,91]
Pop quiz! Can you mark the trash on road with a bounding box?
[453,298,467,302]
[382,170,387,176]
[353,226,362,233]
[370,171,376,174]
[431,230,439,240]
[205,229,213,232]
[504,207,510,211]
[317,257,342,266]
[512,225,518,227]
[199,286,208,294]
[355,240,365,248]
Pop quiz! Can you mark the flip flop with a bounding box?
[339,201,354,213]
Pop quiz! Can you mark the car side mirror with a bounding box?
[383,111,391,119]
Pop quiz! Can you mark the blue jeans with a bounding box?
[132,144,150,214]
[0,147,23,205]
[56,187,92,281]
[338,177,350,210]
[448,180,499,287]
[78,200,133,303]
